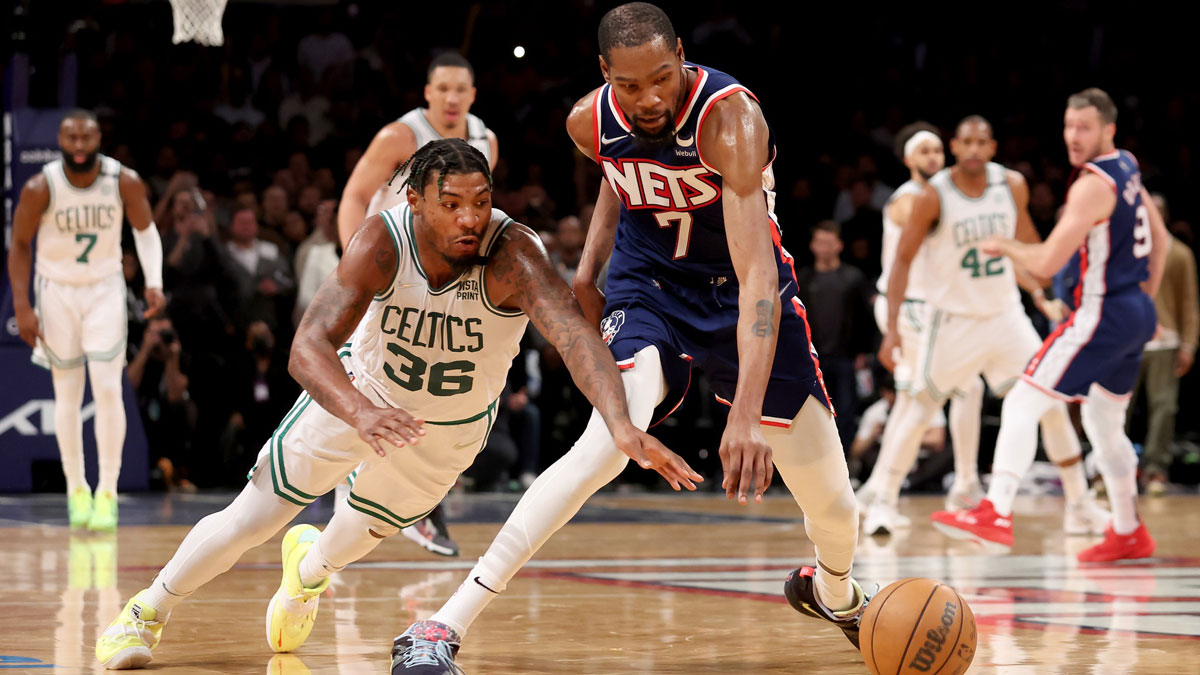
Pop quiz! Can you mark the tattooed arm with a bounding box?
[487,223,701,489]
[290,215,424,456]
[701,92,780,504]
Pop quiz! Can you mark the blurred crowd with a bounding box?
[8,0,1199,493]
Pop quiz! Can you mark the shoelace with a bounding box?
[400,638,456,667]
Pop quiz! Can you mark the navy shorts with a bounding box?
[1024,289,1156,399]
[601,273,831,428]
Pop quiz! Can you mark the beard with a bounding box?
[631,121,676,151]
[61,149,99,173]
[917,167,937,181]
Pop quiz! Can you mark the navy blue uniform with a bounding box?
[593,63,829,427]
[1025,150,1157,399]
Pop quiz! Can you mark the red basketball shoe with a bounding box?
[930,499,1014,553]
[1077,522,1156,563]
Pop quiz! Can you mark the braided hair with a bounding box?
[389,138,492,200]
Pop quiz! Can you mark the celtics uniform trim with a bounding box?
[346,493,434,529]
[269,393,320,506]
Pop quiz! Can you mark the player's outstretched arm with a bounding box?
[291,215,425,457]
[1007,170,1056,297]
[702,92,777,505]
[7,175,49,348]
[982,173,1116,280]
[881,186,938,372]
[487,223,702,490]
[337,121,417,248]
[120,168,166,318]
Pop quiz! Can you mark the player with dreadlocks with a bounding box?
[95,139,701,670]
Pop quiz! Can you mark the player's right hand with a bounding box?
[613,425,703,491]
[878,332,900,373]
[14,307,42,349]
[353,405,425,458]
[572,281,607,331]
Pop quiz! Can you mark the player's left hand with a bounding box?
[718,418,773,505]
[144,288,166,318]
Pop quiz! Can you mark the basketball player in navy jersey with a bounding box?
[390,4,865,672]
[932,88,1169,563]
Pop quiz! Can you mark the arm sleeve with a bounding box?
[132,222,164,289]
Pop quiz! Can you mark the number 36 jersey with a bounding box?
[343,204,529,423]
[923,163,1020,317]
[37,155,125,285]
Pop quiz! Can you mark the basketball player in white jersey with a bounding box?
[95,139,699,669]
[336,51,498,555]
[8,109,165,532]
[856,122,988,535]
[338,51,498,247]
[877,116,1108,544]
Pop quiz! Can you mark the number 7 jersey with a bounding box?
[36,155,125,284]
[343,204,529,423]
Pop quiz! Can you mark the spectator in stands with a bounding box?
[293,199,340,326]
[127,317,197,492]
[223,208,295,332]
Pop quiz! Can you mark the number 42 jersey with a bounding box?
[344,204,529,423]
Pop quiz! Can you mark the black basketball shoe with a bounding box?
[390,620,465,674]
[783,565,870,649]
[401,505,460,557]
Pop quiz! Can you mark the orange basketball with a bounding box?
[859,578,977,675]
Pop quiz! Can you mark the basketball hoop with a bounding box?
[168,0,228,47]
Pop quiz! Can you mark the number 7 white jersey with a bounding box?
[36,155,125,285]
[343,204,529,423]
[923,163,1020,316]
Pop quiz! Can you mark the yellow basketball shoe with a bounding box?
[96,590,168,669]
[88,490,118,532]
[68,487,93,529]
[266,524,331,653]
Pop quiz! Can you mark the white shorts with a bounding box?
[873,295,927,391]
[911,303,1042,401]
[32,273,127,370]
[248,384,496,529]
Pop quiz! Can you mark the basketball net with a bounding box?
[167,0,228,47]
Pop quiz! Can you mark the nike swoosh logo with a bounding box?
[676,134,694,147]
[600,133,628,145]
[474,576,499,594]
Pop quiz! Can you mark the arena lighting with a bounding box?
[513,45,526,58]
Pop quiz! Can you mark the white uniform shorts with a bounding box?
[248,383,497,530]
[32,273,127,370]
[911,303,1042,402]
[873,295,927,392]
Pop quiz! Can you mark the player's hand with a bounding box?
[878,332,900,373]
[352,404,425,458]
[1176,348,1195,378]
[572,280,607,331]
[14,306,42,348]
[718,417,773,505]
[980,237,1004,257]
[144,288,166,318]
[612,424,702,491]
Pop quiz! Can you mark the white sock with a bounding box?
[430,346,665,636]
[299,507,394,588]
[949,378,984,487]
[764,398,858,609]
[89,359,127,494]
[988,381,1059,516]
[1080,385,1140,535]
[51,367,88,493]
[142,576,190,616]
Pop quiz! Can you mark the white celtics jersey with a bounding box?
[923,163,1020,316]
[366,108,492,214]
[878,179,929,300]
[343,203,528,423]
[36,155,124,284]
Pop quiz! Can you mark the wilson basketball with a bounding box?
[859,578,977,675]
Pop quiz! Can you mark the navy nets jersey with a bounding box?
[592,62,829,426]
[1024,149,1157,400]
[1073,149,1151,299]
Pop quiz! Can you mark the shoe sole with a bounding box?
[101,646,152,670]
[931,520,1013,554]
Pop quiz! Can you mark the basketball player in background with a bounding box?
[932,89,1169,563]
[856,122,989,536]
[336,51,498,556]
[391,5,868,672]
[8,109,165,531]
[877,116,1109,546]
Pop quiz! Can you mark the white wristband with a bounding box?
[132,222,164,289]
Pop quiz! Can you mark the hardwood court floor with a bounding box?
[2,491,1198,673]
